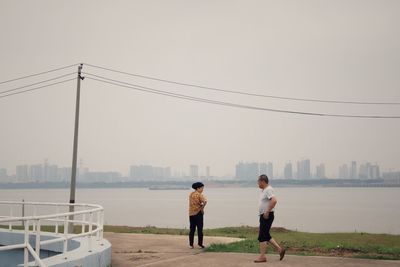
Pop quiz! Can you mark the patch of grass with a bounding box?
[204,228,400,260]
[103,225,400,260]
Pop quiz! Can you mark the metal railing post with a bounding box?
[55,206,60,234]
[63,215,68,255]
[100,209,104,239]
[24,220,29,267]
[82,213,86,233]
[33,206,37,232]
[96,211,100,240]
[22,199,25,227]
[9,206,13,231]
[35,219,41,265]
[88,212,93,252]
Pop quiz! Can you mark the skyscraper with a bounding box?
[189,165,199,179]
[284,162,293,179]
[235,162,259,180]
[350,161,357,179]
[259,162,273,179]
[315,163,326,179]
[16,165,29,182]
[0,168,7,180]
[297,159,311,179]
[358,162,380,179]
[205,166,210,178]
[259,163,268,175]
[338,164,349,179]
[267,162,273,179]
[29,164,44,182]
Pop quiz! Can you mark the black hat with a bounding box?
[192,182,204,190]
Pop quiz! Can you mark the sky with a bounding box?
[0,0,399,178]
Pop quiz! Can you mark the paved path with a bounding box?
[105,232,400,267]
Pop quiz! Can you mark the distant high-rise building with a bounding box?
[259,162,273,179]
[315,163,326,179]
[338,164,349,179]
[84,171,121,183]
[16,165,29,182]
[267,162,273,179]
[130,165,171,180]
[29,164,44,182]
[43,159,49,182]
[164,167,172,179]
[189,165,199,179]
[358,162,380,179]
[47,164,58,181]
[350,161,357,179]
[382,171,400,184]
[297,159,311,179]
[235,162,259,180]
[284,163,293,179]
[57,167,71,182]
[0,168,7,179]
[205,166,210,178]
[259,163,268,175]
[370,164,380,179]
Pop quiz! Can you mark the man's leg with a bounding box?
[255,215,268,262]
[259,241,268,258]
[266,213,286,260]
[269,238,282,252]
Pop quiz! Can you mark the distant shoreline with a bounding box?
[0,179,399,189]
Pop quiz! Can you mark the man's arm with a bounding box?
[263,196,277,219]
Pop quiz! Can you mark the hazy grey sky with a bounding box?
[0,0,399,177]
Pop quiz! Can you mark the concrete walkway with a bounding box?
[105,232,400,267]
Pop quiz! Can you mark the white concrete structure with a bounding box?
[0,201,111,267]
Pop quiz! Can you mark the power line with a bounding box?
[0,63,79,85]
[83,63,400,106]
[0,78,76,99]
[0,72,76,95]
[83,73,400,119]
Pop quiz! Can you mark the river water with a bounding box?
[0,187,399,234]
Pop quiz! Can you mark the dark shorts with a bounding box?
[258,212,274,242]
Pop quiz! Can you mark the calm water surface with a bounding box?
[0,187,399,234]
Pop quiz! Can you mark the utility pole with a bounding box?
[68,63,84,233]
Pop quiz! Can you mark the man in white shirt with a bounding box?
[254,174,286,263]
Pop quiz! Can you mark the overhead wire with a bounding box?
[83,63,400,106]
[83,72,400,119]
[0,72,77,95]
[0,63,79,85]
[0,78,76,99]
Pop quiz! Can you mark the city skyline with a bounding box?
[1,158,397,183]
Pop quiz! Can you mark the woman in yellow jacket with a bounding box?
[188,182,207,248]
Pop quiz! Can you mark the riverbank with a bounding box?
[104,225,400,260]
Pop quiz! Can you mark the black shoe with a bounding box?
[279,248,286,260]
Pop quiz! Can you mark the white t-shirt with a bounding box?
[259,185,275,215]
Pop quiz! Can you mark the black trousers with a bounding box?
[258,212,274,242]
[189,212,204,246]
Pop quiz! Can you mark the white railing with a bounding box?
[0,201,104,267]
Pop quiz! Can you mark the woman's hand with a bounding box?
[263,212,270,220]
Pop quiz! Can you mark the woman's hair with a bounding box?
[258,174,269,184]
[192,182,204,190]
